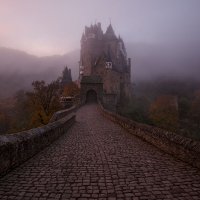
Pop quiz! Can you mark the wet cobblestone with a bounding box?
[0,104,200,199]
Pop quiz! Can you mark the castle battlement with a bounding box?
[81,23,104,42]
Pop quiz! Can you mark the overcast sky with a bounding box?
[0,0,200,56]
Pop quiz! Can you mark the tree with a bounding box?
[190,90,200,127]
[62,82,80,97]
[0,111,9,134]
[149,95,179,131]
[0,98,14,134]
[61,66,72,86]
[27,80,62,127]
[8,90,31,132]
[120,96,151,124]
[178,96,190,119]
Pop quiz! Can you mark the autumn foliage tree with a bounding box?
[0,98,15,134]
[62,82,80,97]
[120,96,150,124]
[8,90,31,132]
[27,80,62,127]
[149,95,179,131]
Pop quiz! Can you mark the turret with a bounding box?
[61,66,72,86]
[104,24,117,40]
[81,33,86,45]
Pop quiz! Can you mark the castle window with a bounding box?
[105,62,112,69]
[87,33,95,39]
[80,66,84,75]
[80,66,84,70]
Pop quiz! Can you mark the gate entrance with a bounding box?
[80,75,103,104]
[86,90,97,103]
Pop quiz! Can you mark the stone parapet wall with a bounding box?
[49,105,77,122]
[0,110,76,177]
[99,104,200,169]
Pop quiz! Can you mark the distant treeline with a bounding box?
[1,75,200,140]
[119,77,200,140]
[0,47,79,98]
[0,67,80,134]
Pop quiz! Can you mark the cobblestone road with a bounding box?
[0,104,200,200]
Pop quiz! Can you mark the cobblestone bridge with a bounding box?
[0,104,200,200]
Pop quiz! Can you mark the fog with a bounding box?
[1,0,200,54]
[0,0,200,97]
[127,41,200,81]
[0,47,80,98]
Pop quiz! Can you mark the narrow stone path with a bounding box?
[0,104,200,200]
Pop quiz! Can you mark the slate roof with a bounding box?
[104,24,117,40]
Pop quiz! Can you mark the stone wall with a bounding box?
[99,104,200,169]
[103,94,117,112]
[0,109,76,177]
[49,105,77,122]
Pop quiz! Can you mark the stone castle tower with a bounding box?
[61,66,72,86]
[79,22,132,108]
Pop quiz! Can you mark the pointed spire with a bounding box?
[81,32,85,39]
[105,23,117,40]
[106,24,115,35]
[118,35,122,41]
[81,32,86,43]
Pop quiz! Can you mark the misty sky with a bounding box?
[1,0,200,56]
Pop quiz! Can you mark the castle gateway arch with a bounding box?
[86,90,97,103]
[80,75,103,104]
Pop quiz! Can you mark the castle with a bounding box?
[79,22,132,109]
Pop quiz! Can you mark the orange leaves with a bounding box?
[149,95,179,131]
[27,80,61,126]
[62,82,80,97]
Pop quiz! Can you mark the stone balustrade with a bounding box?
[99,104,200,169]
[1,101,199,179]
[0,108,76,177]
[49,105,77,122]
